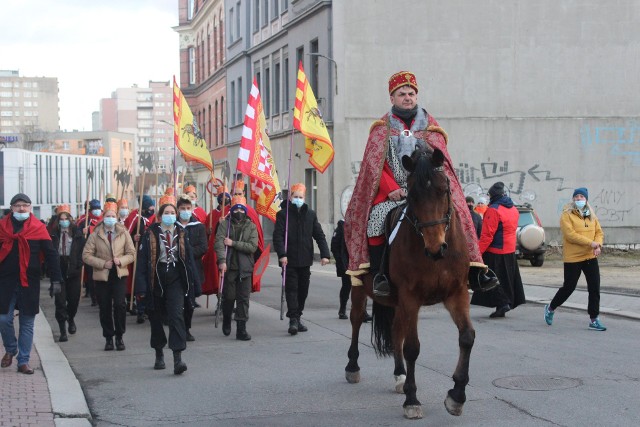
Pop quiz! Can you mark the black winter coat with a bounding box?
[0,217,62,316]
[330,220,349,277]
[273,202,330,267]
[134,223,199,311]
[177,217,207,296]
[50,224,85,280]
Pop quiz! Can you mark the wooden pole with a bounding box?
[128,170,147,311]
[79,177,92,295]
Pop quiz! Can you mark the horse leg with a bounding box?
[345,283,366,383]
[401,306,423,419]
[443,290,475,416]
[392,313,406,394]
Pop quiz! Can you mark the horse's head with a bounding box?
[401,148,452,260]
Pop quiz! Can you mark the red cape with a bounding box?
[0,214,51,287]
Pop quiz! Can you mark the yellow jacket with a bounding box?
[560,203,604,263]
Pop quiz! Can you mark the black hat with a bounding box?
[465,196,475,204]
[488,182,505,198]
[10,193,31,205]
[89,199,101,209]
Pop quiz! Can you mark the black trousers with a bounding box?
[550,258,601,318]
[149,263,187,352]
[284,266,311,319]
[222,269,251,322]
[339,275,351,310]
[95,268,127,338]
[55,258,82,324]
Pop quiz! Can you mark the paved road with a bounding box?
[39,259,640,426]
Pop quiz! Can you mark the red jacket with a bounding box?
[478,197,519,255]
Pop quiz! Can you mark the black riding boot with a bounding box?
[58,321,68,342]
[173,351,187,375]
[288,318,298,335]
[154,348,165,370]
[236,321,251,341]
[370,244,390,296]
[468,266,499,291]
[222,300,233,336]
[338,301,347,319]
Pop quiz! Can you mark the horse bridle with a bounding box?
[405,166,452,238]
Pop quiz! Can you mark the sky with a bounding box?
[1,0,180,131]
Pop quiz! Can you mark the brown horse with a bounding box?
[345,147,475,419]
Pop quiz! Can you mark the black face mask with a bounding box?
[143,209,155,218]
[232,212,246,222]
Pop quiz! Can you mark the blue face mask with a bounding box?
[59,219,70,228]
[162,214,176,226]
[179,210,192,221]
[103,217,117,227]
[91,209,102,217]
[13,212,30,221]
[292,198,304,208]
[119,209,129,218]
[575,200,587,209]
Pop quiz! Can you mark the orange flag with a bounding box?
[173,76,213,170]
[293,62,334,173]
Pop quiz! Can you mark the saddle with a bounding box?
[372,205,405,296]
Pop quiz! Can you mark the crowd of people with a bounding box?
[1,71,608,377]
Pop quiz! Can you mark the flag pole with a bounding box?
[280,122,296,320]
[129,170,147,311]
[214,173,232,328]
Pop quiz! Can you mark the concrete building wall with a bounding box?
[333,0,640,244]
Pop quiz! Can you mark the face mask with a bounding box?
[59,219,70,228]
[119,209,129,218]
[179,210,192,221]
[13,212,30,221]
[161,214,176,226]
[292,198,304,208]
[143,209,155,218]
[103,217,117,227]
[232,211,246,222]
[91,209,102,217]
[575,200,587,209]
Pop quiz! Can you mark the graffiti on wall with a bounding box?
[581,124,640,165]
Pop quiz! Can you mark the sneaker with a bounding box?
[544,304,554,326]
[589,318,607,331]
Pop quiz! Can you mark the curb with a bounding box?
[34,311,92,425]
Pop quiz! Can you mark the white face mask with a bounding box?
[575,200,587,209]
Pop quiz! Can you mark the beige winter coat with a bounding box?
[82,222,136,282]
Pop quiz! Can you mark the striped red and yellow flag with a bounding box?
[293,62,334,173]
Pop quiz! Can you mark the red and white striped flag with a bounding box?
[237,78,282,222]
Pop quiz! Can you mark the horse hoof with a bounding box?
[394,374,406,393]
[404,405,423,419]
[345,370,361,384]
[444,395,464,416]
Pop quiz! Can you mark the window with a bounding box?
[207,31,211,75]
[237,77,243,124]
[310,39,319,95]
[283,56,290,111]
[274,62,281,114]
[215,100,219,146]
[229,7,235,42]
[0,82,11,88]
[220,96,224,144]
[0,111,12,117]
[305,168,317,210]
[296,46,304,70]
[253,0,260,32]
[262,0,268,26]
[189,47,196,84]
[230,81,236,125]
[282,0,288,12]
[264,66,270,117]
[272,0,279,19]
[63,141,69,150]
[236,1,241,40]
[188,0,195,20]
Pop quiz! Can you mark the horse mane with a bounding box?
[409,150,438,200]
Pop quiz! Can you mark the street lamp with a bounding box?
[306,53,338,95]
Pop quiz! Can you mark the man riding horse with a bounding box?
[344,71,498,295]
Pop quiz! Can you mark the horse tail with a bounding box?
[371,301,395,358]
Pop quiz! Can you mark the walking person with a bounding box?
[135,193,200,374]
[466,196,483,239]
[0,193,62,374]
[50,204,84,342]
[273,183,331,335]
[77,199,103,306]
[176,194,207,341]
[82,202,136,351]
[471,182,525,317]
[214,196,258,340]
[544,187,606,331]
[330,220,371,321]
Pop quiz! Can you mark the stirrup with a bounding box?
[469,268,499,292]
[373,273,391,296]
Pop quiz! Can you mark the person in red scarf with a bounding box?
[1,193,62,374]
[344,71,498,296]
[184,185,208,224]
